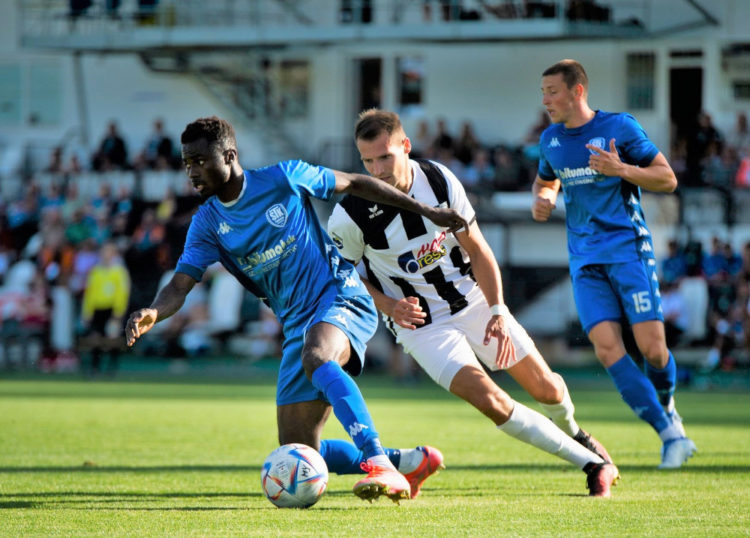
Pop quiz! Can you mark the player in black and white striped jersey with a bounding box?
[327,109,619,497]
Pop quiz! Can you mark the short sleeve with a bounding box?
[619,114,659,167]
[327,203,365,264]
[278,160,336,201]
[537,132,557,181]
[175,213,219,282]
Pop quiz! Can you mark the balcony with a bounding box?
[18,0,651,54]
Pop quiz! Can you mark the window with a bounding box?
[0,61,62,126]
[626,52,655,110]
[397,56,424,116]
[278,60,309,118]
[0,64,22,125]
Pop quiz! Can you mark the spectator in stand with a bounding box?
[660,280,688,349]
[39,184,66,215]
[660,239,687,286]
[726,111,750,156]
[6,186,40,255]
[704,144,739,190]
[462,147,495,195]
[144,118,176,170]
[737,241,750,285]
[90,183,113,216]
[81,241,130,376]
[685,111,723,187]
[45,147,65,175]
[92,121,129,171]
[60,182,86,222]
[725,241,743,279]
[410,119,433,159]
[69,237,100,304]
[492,144,522,191]
[523,109,551,160]
[454,120,481,167]
[430,118,455,162]
[66,153,85,176]
[65,207,95,247]
[112,186,133,216]
[125,208,167,311]
[703,236,729,284]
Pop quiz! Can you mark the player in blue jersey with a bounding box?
[531,59,697,469]
[124,116,467,502]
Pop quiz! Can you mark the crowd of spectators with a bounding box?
[0,118,283,374]
[3,108,750,376]
[660,236,750,372]
[408,112,549,199]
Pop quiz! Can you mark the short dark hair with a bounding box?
[542,59,588,90]
[181,116,237,150]
[354,108,404,141]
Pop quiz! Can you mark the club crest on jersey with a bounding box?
[587,137,606,154]
[265,203,288,228]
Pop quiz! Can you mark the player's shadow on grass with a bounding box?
[447,462,750,473]
[0,464,262,473]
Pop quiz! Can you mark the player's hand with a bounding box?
[483,312,516,369]
[531,196,555,222]
[427,207,470,235]
[390,296,426,330]
[125,308,158,347]
[586,138,625,177]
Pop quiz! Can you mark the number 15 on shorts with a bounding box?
[632,291,652,313]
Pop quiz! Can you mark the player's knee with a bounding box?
[641,343,669,368]
[591,340,626,364]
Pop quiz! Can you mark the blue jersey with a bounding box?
[538,111,660,272]
[175,160,368,333]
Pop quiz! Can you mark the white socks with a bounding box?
[498,402,604,469]
[396,448,424,474]
[367,454,396,470]
[538,384,579,437]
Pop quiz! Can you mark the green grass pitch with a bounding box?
[1,371,748,536]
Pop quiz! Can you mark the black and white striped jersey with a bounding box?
[327,158,478,334]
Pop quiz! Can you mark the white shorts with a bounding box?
[396,287,537,390]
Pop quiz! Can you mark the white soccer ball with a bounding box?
[260,443,329,508]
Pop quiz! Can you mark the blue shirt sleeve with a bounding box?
[278,160,336,201]
[618,113,659,167]
[175,211,219,282]
[537,132,556,181]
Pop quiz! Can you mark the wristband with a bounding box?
[489,304,506,316]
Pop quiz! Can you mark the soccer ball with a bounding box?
[260,443,328,508]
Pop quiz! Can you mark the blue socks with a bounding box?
[320,439,402,475]
[644,351,677,408]
[606,354,671,434]
[311,361,384,460]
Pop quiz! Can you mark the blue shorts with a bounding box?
[571,259,663,334]
[276,293,378,406]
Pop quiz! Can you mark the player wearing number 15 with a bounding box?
[532,59,696,469]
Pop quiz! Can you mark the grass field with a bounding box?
[1,370,749,537]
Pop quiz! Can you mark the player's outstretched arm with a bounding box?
[125,272,196,347]
[531,176,560,222]
[333,170,469,234]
